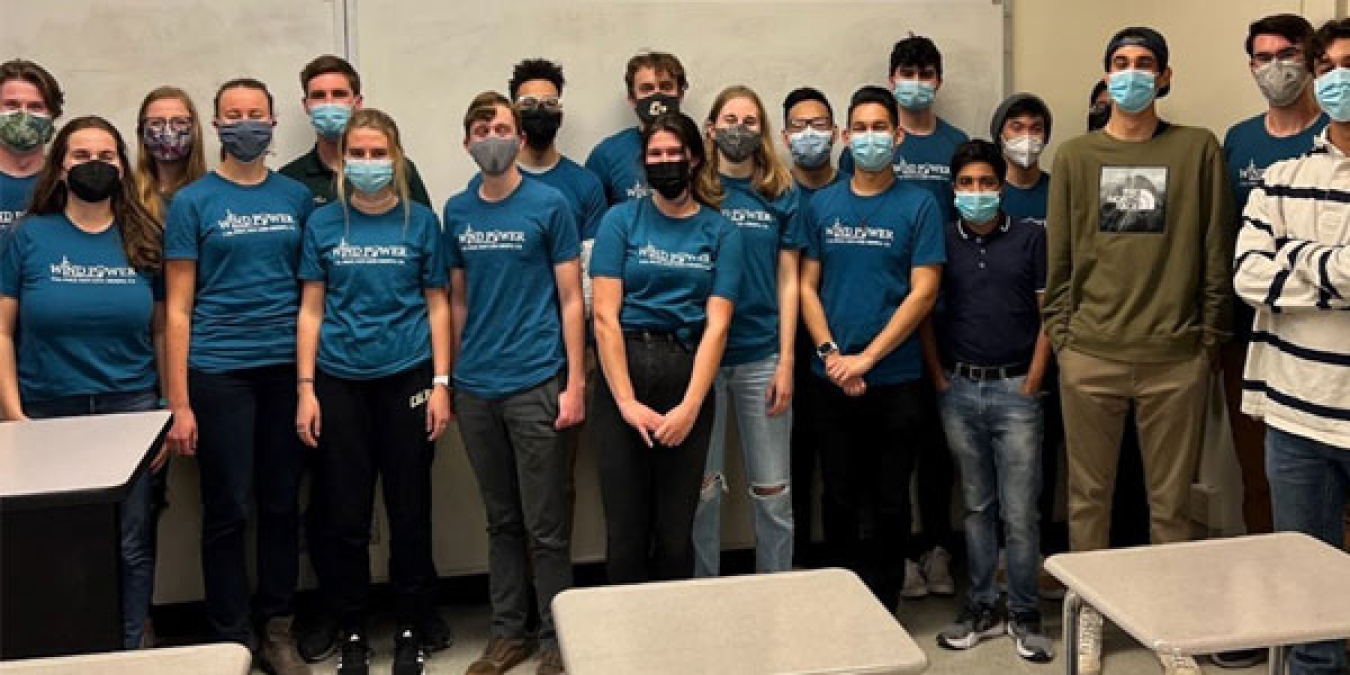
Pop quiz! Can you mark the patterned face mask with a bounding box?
[0,110,54,153]
[142,126,193,161]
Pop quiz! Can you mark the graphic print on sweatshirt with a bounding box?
[1099,166,1167,234]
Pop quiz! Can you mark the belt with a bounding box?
[623,328,701,351]
[951,361,1029,381]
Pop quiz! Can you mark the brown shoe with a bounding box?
[466,637,531,675]
[260,616,312,675]
[536,646,565,675]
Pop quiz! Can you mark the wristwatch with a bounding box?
[816,341,839,359]
[432,375,450,388]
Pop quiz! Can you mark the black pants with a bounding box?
[790,350,820,567]
[315,362,438,631]
[800,373,922,606]
[595,334,714,584]
[912,378,956,558]
[190,364,305,644]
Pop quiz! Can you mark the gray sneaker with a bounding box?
[936,602,1004,650]
[1008,611,1054,663]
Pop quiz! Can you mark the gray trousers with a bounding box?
[455,374,573,645]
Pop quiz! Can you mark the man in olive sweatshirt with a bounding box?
[1043,27,1234,675]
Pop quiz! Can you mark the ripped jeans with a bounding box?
[693,354,794,576]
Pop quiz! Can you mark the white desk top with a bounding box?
[1045,533,1350,654]
[0,411,171,503]
[0,643,250,674]
[553,568,929,675]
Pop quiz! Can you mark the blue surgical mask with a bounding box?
[787,128,832,169]
[344,158,394,194]
[1107,69,1157,114]
[954,191,1001,224]
[1315,67,1350,122]
[310,103,352,140]
[218,120,273,163]
[893,80,936,110]
[849,131,895,172]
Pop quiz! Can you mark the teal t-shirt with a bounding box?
[299,200,445,380]
[718,176,803,366]
[164,171,314,373]
[0,171,38,251]
[585,127,649,205]
[840,117,968,220]
[469,156,608,242]
[443,179,579,399]
[1001,172,1050,227]
[1,214,160,401]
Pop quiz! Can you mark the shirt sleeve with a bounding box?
[579,175,608,241]
[547,198,581,264]
[162,191,199,261]
[777,188,806,250]
[588,206,627,278]
[801,197,822,261]
[0,226,24,298]
[297,219,324,281]
[420,210,447,289]
[911,192,947,266]
[585,142,618,205]
[1199,135,1236,348]
[1235,167,1350,311]
[711,220,744,303]
[1042,149,1074,350]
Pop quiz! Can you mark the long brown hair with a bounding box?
[27,117,162,272]
[133,86,206,224]
[336,108,412,228]
[697,85,794,205]
[640,112,716,208]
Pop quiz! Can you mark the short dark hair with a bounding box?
[782,87,833,124]
[639,112,713,206]
[299,55,361,97]
[0,59,64,119]
[950,139,1007,185]
[509,58,565,100]
[462,90,520,136]
[1312,18,1350,71]
[1246,14,1315,69]
[214,78,274,117]
[848,85,898,127]
[890,35,943,78]
[624,52,688,98]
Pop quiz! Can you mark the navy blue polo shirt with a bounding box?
[934,214,1045,368]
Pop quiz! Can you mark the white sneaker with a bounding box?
[1077,606,1103,675]
[901,559,928,599]
[1159,653,1202,675]
[922,546,955,596]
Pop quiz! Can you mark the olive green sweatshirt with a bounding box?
[1043,124,1234,363]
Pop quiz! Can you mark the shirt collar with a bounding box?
[955,214,1011,241]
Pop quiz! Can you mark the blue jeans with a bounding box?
[1265,426,1350,675]
[937,372,1043,615]
[24,389,162,649]
[693,355,794,576]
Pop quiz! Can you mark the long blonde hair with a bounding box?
[336,108,412,231]
[697,85,793,204]
[133,86,206,224]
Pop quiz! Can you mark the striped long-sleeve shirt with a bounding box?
[1234,130,1350,449]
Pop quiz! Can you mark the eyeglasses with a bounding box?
[785,117,833,133]
[143,117,193,132]
[516,96,562,112]
[1252,47,1303,66]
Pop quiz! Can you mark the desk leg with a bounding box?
[1064,590,1081,675]
[1268,645,1285,675]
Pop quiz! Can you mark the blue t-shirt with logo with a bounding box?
[1001,172,1049,226]
[585,127,648,205]
[802,179,946,385]
[1,214,160,401]
[164,171,313,373]
[469,156,608,242]
[840,117,967,220]
[299,200,445,380]
[590,198,743,333]
[443,179,579,399]
[719,176,803,366]
[0,171,38,251]
[796,172,845,206]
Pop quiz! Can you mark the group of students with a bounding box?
[1,11,1349,675]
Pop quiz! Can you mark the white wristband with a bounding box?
[432,375,450,388]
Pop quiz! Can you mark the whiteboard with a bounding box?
[353,0,1009,206]
[2,0,344,172]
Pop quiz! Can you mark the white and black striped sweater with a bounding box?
[1235,130,1350,449]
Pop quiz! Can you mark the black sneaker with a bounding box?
[936,602,1004,650]
[392,627,426,675]
[336,631,370,675]
[1211,649,1266,668]
[416,609,453,653]
[297,612,339,663]
[1007,611,1055,663]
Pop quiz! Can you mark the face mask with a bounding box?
[634,93,680,125]
[954,191,1000,224]
[787,128,832,169]
[1003,135,1045,169]
[344,158,394,194]
[849,131,895,172]
[714,124,760,163]
[469,136,519,176]
[66,160,121,202]
[1107,69,1157,114]
[893,80,937,110]
[1315,67,1350,122]
[143,126,192,162]
[645,159,692,200]
[309,103,352,140]
[1088,104,1111,131]
[1254,60,1310,108]
[218,120,273,163]
[0,110,54,153]
[520,109,562,151]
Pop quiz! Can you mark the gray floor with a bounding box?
[275,592,1270,674]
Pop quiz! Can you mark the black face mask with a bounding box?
[645,159,691,200]
[1088,103,1111,131]
[635,93,680,125]
[520,109,562,151]
[66,160,121,202]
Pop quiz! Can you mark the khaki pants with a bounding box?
[1058,348,1209,551]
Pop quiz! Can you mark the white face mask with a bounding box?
[1002,134,1045,169]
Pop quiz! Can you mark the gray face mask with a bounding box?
[469,136,520,176]
[1254,59,1310,107]
[714,124,760,163]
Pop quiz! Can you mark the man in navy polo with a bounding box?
[920,140,1052,661]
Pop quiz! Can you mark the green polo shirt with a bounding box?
[279,144,433,208]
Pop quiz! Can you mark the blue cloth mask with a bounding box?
[893,80,936,111]
[309,104,352,140]
[954,191,1000,224]
[1315,67,1350,122]
[344,158,394,194]
[848,131,895,172]
[218,120,273,163]
[1107,69,1157,114]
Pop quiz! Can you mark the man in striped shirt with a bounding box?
[1234,18,1350,675]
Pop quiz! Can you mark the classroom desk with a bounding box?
[0,411,172,659]
[0,643,250,675]
[553,568,928,675]
[1045,532,1350,675]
